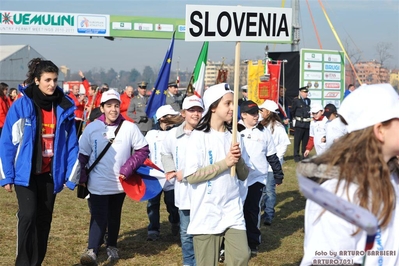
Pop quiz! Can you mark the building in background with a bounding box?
[204,60,247,88]
[0,45,65,89]
[345,60,389,87]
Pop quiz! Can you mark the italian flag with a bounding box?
[192,41,208,97]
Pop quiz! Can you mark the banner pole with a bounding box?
[231,41,241,176]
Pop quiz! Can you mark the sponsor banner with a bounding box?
[324,72,341,81]
[112,22,132,30]
[304,81,322,89]
[308,90,322,99]
[0,11,109,36]
[323,63,341,72]
[324,82,341,90]
[154,23,174,32]
[110,15,185,39]
[324,53,342,63]
[300,49,345,106]
[185,5,292,42]
[304,71,322,80]
[303,52,322,61]
[324,91,341,99]
[304,62,322,71]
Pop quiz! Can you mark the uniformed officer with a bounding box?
[127,81,153,136]
[165,81,183,111]
[238,85,249,106]
[290,86,312,162]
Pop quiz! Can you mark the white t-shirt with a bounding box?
[184,129,251,235]
[79,120,148,195]
[161,125,191,210]
[145,129,175,191]
[309,117,328,155]
[239,123,277,186]
[325,118,348,149]
[266,122,291,170]
[301,175,399,266]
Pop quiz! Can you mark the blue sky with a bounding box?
[1,0,398,73]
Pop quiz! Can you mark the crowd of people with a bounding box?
[1,58,399,266]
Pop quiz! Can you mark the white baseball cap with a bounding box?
[310,103,324,113]
[155,105,180,121]
[203,83,233,115]
[338,83,399,133]
[182,95,204,110]
[100,89,120,104]
[259,100,279,113]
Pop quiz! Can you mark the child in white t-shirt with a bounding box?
[145,105,184,241]
[259,100,291,226]
[161,95,204,266]
[304,103,328,157]
[322,103,347,149]
[183,83,252,266]
[298,84,399,266]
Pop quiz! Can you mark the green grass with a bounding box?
[0,140,306,266]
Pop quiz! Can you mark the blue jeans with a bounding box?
[147,190,179,234]
[263,172,276,222]
[179,210,196,266]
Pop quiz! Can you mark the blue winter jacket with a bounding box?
[0,86,80,193]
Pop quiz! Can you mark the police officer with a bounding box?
[127,81,153,136]
[238,85,249,106]
[165,81,183,111]
[290,86,311,162]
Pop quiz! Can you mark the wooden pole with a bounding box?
[231,41,241,176]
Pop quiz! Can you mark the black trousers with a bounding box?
[244,182,265,250]
[14,173,56,266]
[293,127,310,162]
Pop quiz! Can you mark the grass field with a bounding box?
[0,140,307,266]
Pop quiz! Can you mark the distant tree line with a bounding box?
[66,66,192,91]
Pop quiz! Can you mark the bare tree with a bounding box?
[375,42,392,83]
[343,38,363,86]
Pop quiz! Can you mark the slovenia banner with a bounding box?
[120,158,166,201]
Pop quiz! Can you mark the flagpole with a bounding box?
[231,41,241,176]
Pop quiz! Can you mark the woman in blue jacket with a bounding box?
[0,58,79,266]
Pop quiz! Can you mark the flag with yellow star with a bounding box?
[145,32,175,119]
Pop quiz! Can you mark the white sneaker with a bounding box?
[80,249,97,266]
[107,246,119,261]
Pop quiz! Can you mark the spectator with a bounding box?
[119,85,134,122]
[127,81,153,136]
[165,81,183,111]
[343,83,355,99]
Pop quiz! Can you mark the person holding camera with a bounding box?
[127,81,152,136]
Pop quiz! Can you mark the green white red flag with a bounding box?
[192,41,208,97]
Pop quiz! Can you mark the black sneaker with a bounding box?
[146,233,159,241]
[264,219,272,226]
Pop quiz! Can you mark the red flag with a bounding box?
[258,61,281,102]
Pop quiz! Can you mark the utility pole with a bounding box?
[291,0,300,51]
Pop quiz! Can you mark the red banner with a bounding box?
[258,61,281,102]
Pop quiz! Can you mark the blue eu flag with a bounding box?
[145,32,175,119]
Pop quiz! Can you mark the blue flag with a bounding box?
[145,32,175,119]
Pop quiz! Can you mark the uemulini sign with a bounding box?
[0,11,110,36]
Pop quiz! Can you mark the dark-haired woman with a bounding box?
[0,58,79,265]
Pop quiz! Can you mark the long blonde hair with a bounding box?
[311,119,399,231]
